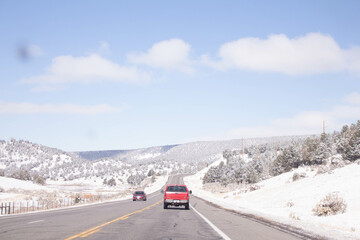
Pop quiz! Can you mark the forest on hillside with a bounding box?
[203,121,360,186]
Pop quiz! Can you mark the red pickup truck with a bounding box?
[163,184,192,210]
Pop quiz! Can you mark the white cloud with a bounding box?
[204,33,360,75]
[0,101,130,115]
[22,54,149,89]
[127,38,193,73]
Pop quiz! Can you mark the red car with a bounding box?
[163,184,192,210]
[133,191,147,201]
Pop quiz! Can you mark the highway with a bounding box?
[0,175,308,240]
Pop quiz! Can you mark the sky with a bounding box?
[0,1,360,151]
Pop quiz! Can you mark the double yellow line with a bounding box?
[64,200,162,240]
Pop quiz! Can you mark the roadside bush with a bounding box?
[249,184,261,191]
[313,193,347,216]
[74,194,82,204]
[316,166,331,175]
[292,172,306,182]
[127,174,145,185]
[0,187,4,192]
[11,170,31,181]
[289,212,300,220]
[32,174,46,185]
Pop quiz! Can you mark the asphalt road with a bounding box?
[0,175,307,240]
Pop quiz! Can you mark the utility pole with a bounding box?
[242,138,244,160]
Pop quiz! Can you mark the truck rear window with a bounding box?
[166,186,187,192]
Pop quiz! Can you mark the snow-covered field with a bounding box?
[0,175,168,215]
[184,160,360,240]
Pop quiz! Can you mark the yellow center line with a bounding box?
[80,229,100,238]
[64,200,162,240]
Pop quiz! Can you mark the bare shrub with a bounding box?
[313,193,347,216]
[289,212,300,220]
[0,186,5,192]
[74,194,81,204]
[316,166,332,175]
[250,184,261,192]
[107,178,116,187]
[33,175,46,185]
[292,172,306,181]
[286,201,294,207]
[147,169,155,177]
[127,174,145,185]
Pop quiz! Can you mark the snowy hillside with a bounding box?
[0,139,192,183]
[0,135,310,185]
[185,161,360,240]
[0,139,88,180]
[185,121,360,240]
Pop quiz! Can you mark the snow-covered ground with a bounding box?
[0,175,168,215]
[184,160,360,240]
[0,176,50,192]
[144,175,168,194]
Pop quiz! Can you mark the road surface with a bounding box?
[0,175,307,240]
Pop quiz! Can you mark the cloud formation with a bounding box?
[20,33,360,91]
[203,33,360,75]
[127,38,193,73]
[22,54,149,90]
[0,101,129,115]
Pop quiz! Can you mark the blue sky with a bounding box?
[1,1,360,151]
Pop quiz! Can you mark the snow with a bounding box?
[144,175,168,194]
[136,153,161,160]
[0,176,49,191]
[184,162,360,240]
[0,176,54,202]
[0,174,169,216]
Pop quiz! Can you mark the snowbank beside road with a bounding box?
[184,162,360,240]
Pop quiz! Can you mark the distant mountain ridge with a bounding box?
[73,136,311,164]
[74,144,179,161]
[0,135,312,182]
[75,150,132,161]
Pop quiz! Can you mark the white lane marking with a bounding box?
[28,220,44,224]
[190,204,231,240]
